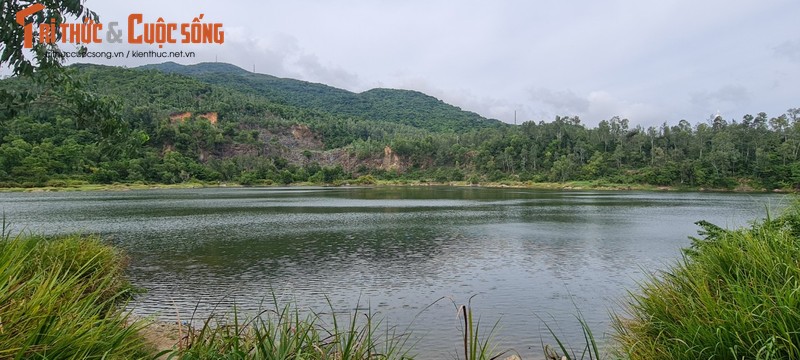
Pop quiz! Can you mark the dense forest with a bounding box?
[0,62,798,190]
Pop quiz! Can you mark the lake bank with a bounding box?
[0,179,791,193]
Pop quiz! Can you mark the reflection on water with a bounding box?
[0,187,787,359]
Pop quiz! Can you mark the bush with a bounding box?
[488,170,505,182]
[44,179,67,187]
[353,174,377,185]
[613,203,800,359]
[238,171,260,186]
[90,167,121,184]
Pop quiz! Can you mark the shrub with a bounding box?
[44,179,68,188]
[353,174,377,185]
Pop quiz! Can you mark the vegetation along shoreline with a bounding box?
[1,180,794,193]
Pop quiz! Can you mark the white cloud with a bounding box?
[690,85,751,115]
[10,0,798,127]
[528,88,590,114]
[775,39,800,63]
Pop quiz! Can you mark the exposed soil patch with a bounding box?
[137,320,187,357]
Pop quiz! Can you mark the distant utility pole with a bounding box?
[514,110,517,125]
[252,64,255,73]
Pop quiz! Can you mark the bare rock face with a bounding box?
[382,146,401,170]
[290,124,324,150]
[198,112,218,124]
[168,112,192,123]
[197,121,407,174]
[169,112,218,125]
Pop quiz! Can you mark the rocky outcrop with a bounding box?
[198,112,218,124]
[382,146,402,170]
[169,112,218,125]
[168,112,192,123]
[215,123,408,173]
[289,124,323,150]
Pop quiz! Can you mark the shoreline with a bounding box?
[0,180,792,194]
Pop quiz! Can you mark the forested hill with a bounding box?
[0,62,799,191]
[139,62,503,132]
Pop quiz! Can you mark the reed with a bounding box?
[539,311,605,360]
[454,296,508,360]
[167,296,414,359]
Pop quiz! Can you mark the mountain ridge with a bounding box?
[136,62,505,132]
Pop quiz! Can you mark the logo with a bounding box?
[16,3,46,48]
[16,3,224,49]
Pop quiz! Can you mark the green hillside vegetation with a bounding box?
[0,62,799,190]
[143,62,502,133]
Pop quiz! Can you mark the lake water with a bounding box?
[0,187,788,359]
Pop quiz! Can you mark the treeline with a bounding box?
[380,112,800,189]
[0,64,798,190]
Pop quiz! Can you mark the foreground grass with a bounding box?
[0,233,148,359]
[168,302,414,360]
[613,203,800,359]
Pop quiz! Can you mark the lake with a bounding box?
[0,187,787,359]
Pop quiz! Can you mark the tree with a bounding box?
[1,1,143,163]
[1,0,96,118]
[1,0,97,76]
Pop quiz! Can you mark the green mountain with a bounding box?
[139,62,504,132]
[138,61,251,76]
[1,62,797,190]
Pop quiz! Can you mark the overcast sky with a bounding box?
[36,0,800,127]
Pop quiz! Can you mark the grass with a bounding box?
[539,310,604,360]
[0,229,415,360]
[0,232,148,359]
[455,297,508,360]
[166,297,415,360]
[0,181,227,192]
[612,203,800,359]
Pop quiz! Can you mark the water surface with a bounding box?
[0,187,786,358]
